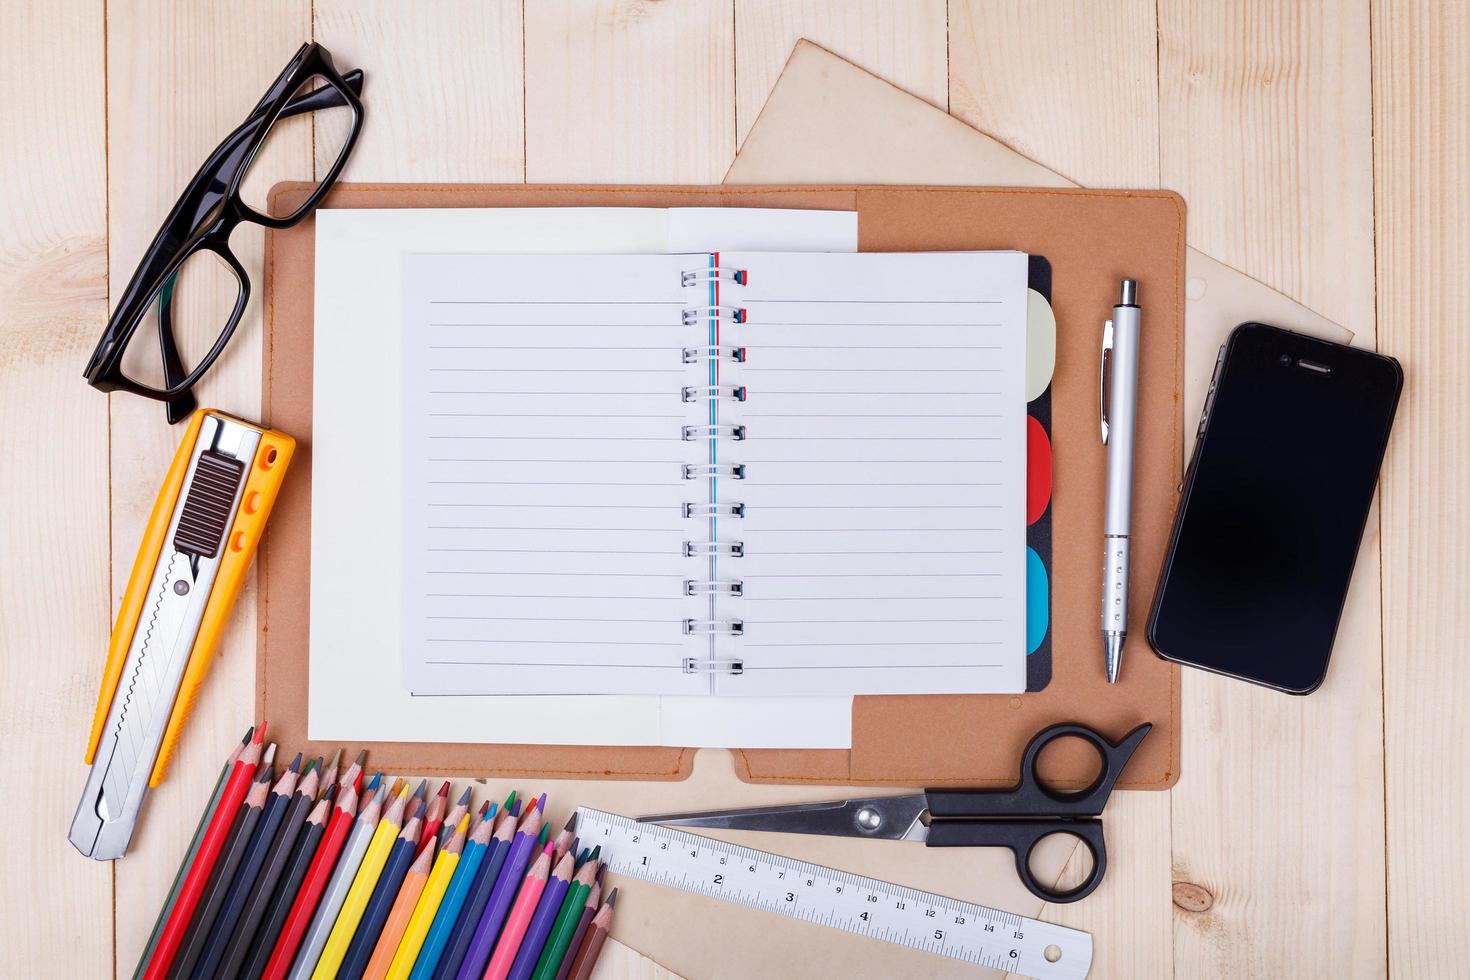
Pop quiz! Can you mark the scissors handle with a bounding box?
[927,722,1152,819]
[926,818,1107,904]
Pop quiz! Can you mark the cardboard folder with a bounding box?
[259,182,1183,790]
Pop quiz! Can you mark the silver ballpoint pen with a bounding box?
[1099,279,1141,683]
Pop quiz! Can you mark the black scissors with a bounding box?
[641,722,1150,903]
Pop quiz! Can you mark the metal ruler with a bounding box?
[574,807,1092,980]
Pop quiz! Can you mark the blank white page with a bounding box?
[403,252,709,695]
[713,251,1030,695]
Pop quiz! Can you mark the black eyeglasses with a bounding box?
[85,42,364,423]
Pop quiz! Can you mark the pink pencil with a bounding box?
[481,842,554,980]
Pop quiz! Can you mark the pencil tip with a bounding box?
[563,814,577,832]
[536,793,547,812]
[436,781,450,798]
[510,799,523,817]
[327,747,342,768]
[366,772,382,791]
[288,752,303,771]
[241,725,255,744]
[262,743,277,766]
[353,748,367,766]
[253,722,267,744]
[607,888,619,906]
[504,789,518,809]
[457,786,472,805]
[595,863,607,884]
[588,844,601,861]
[414,779,429,799]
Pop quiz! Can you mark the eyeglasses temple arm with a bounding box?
[278,69,364,120]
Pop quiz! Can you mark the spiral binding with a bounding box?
[682,266,748,286]
[679,265,749,677]
[682,345,746,363]
[682,424,745,441]
[684,579,744,596]
[684,540,744,558]
[683,619,744,637]
[683,501,744,518]
[682,306,746,325]
[682,384,746,403]
[683,657,744,675]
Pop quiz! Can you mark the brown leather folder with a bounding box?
[259,183,1184,790]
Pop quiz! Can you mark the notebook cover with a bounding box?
[258,182,1183,790]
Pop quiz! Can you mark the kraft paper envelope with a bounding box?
[724,39,1353,442]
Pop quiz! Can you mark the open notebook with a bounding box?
[403,250,1031,697]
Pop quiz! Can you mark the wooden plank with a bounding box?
[1372,1,1470,975]
[733,0,949,144]
[524,0,736,182]
[313,0,524,181]
[104,4,310,973]
[1157,1,1385,976]
[0,2,112,976]
[947,5,1171,978]
[948,0,1160,188]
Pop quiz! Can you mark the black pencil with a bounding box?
[215,757,322,979]
[168,745,276,980]
[238,788,334,980]
[191,753,301,979]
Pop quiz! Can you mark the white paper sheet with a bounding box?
[309,207,857,748]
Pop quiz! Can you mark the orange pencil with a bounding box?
[481,842,554,980]
[363,838,437,980]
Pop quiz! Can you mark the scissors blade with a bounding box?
[640,794,929,842]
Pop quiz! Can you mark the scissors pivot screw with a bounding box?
[855,807,883,833]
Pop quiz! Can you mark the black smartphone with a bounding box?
[1147,322,1401,693]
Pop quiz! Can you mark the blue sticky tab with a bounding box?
[1026,547,1049,655]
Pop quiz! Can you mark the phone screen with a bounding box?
[1148,323,1400,692]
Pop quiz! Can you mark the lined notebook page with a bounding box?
[714,251,1029,696]
[402,253,708,695]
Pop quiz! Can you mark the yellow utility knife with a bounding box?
[69,409,294,860]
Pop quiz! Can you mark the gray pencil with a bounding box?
[285,780,387,980]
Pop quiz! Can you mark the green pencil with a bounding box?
[529,848,600,980]
[130,726,251,980]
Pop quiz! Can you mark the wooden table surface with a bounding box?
[2,2,1465,978]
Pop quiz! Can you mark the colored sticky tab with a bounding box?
[1025,289,1057,401]
[1026,547,1049,655]
[1026,416,1052,525]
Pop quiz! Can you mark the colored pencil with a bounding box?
[191,754,303,979]
[417,781,448,855]
[261,778,363,980]
[437,786,472,849]
[286,779,386,980]
[310,781,410,980]
[241,788,333,980]
[454,799,545,980]
[432,799,519,980]
[467,800,492,838]
[409,807,496,980]
[504,847,573,980]
[563,891,616,980]
[530,851,600,980]
[363,838,435,980]
[338,810,424,980]
[551,866,604,980]
[482,843,555,980]
[169,744,277,980]
[317,749,343,798]
[550,816,575,865]
[144,726,266,980]
[386,814,469,980]
[133,726,251,980]
[217,760,322,979]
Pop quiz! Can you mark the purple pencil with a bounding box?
[455,796,547,980]
[505,848,574,980]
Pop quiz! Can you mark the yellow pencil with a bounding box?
[311,783,412,980]
[384,814,470,980]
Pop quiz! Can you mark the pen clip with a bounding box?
[1099,320,1114,445]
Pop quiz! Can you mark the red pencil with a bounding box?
[260,778,361,980]
[142,723,266,980]
[417,780,450,855]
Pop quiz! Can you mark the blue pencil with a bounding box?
[432,798,518,980]
[335,808,424,980]
[409,803,497,980]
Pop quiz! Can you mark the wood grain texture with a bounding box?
[1158,1,1386,976]
[0,1,112,976]
[314,0,524,181]
[948,0,1160,188]
[103,2,310,972]
[734,0,949,144]
[1372,0,1470,975]
[525,0,736,182]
